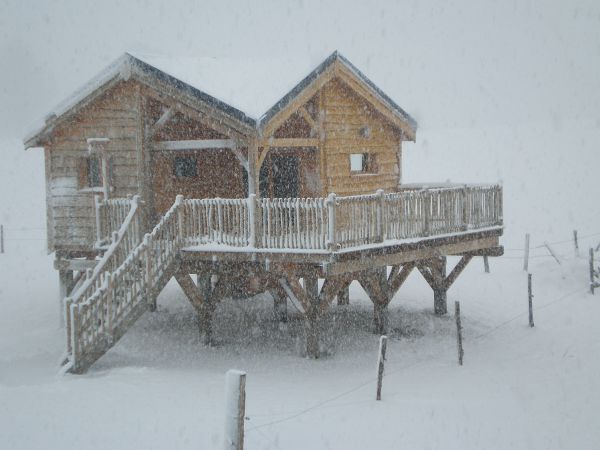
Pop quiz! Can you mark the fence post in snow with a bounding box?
[0,224,4,254]
[523,233,530,272]
[573,230,579,256]
[590,248,595,295]
[224,369,246,450]
[483,255,490,273]
[376,335,388,401]
[528,273,534,327]
[455,301,464,366]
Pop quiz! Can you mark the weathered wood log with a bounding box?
[376,335,387,401]
[224,369,246,450]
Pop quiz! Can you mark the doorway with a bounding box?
[259,154,299,198]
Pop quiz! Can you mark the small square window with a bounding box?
[173,156,198,178]
[350,153,377,174]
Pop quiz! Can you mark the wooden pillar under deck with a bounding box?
[417,255,473,316]
[304,276,320,358]
[337,283,350,306]
[271,285,288,325]
[58,269,75,327]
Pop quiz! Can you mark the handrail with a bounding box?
[95,196,136,247]
[179,184,503,251]
[66,195,183,372]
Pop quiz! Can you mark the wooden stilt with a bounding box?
[58,269,75,328]
[337,282,350,306]
[271,286,288,325]
[418,255,473,316]
[304,276,320,358]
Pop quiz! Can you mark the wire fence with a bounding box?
[243,230,598,444]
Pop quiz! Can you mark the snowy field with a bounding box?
[1,125,599,449]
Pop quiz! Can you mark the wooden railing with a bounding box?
[95,195,137,247]
[179,184,503,251]
[66,196,183,372]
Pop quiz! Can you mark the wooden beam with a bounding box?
[261,138,319,148]
[278,275,311,313]
[298,105,317,130]
[452,246,504,257]
[153,139,237,151]
[416,263,435,289]
[174,272,203,310]
[388,262,415,300]
[443,255,473,290]
[150,107,174,135]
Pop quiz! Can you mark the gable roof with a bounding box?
[24,51,417,148]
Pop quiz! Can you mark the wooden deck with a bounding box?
[62,184,503,373]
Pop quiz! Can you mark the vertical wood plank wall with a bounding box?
[46,80,142,251]
[321,79,402,196]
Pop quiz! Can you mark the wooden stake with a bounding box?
[376,335,388,401]
[455,301,464,366]
[543,242,561,265]
[573,230,579,256]
[0,224,4,254]
[590,248,595,295]
[523,233,530,272]
[528,273,534,327]
[224,370,246,450]
[483,255,489,273]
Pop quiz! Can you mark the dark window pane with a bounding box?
[173,156,198,178]
[88,157,101,187]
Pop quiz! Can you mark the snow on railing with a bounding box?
[179,184,503,251]
[66,195,183,372]
[95,195,137,247]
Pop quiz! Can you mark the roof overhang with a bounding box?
[24,51,417,149]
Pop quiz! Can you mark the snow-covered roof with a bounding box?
[24,51,417,147]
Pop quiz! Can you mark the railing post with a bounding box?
[217,198,224,244]
[461,185,469,230]
[94,195,103,246]
[70,303,80,369]
[327,193,337,251]
[423,191,431,237]
[65,297,73,354]
[144,233,152,287]
[248,194,257,248]
[105,271,114,340]
[176,195,185,246]
[376,189,385,242]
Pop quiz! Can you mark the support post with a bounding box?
[376,189,385,242]
[523,233,530,272]
[94,195,103,246]
[376,335,387,401]
[248,194,257,248]
[58,269,75,328]
[573,230,579,256]
[528,273,534,327]
[455,301,464,366]
[198,274,215,346]
[271,286,288,327]
[337,283,350,306]
[0,224,4,254]
[106,271,114,338]
[434,257,447,315]
[327,193,337,251]
[247,139,258,197]
[304,276,320,358]
[224,370,246,450]
[483,255,490,273]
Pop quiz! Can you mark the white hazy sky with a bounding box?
[1,0,600,138]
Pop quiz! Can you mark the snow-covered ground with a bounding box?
[1,128,599,449]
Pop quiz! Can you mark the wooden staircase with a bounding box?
[62,195,184,374]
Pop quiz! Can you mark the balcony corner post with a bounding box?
[327,193,337,251]
[376,189,385,242]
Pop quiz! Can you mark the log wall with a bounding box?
[321,79,402,196]
[46,80,142,252]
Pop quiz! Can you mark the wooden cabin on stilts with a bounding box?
[24,51,503,373]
